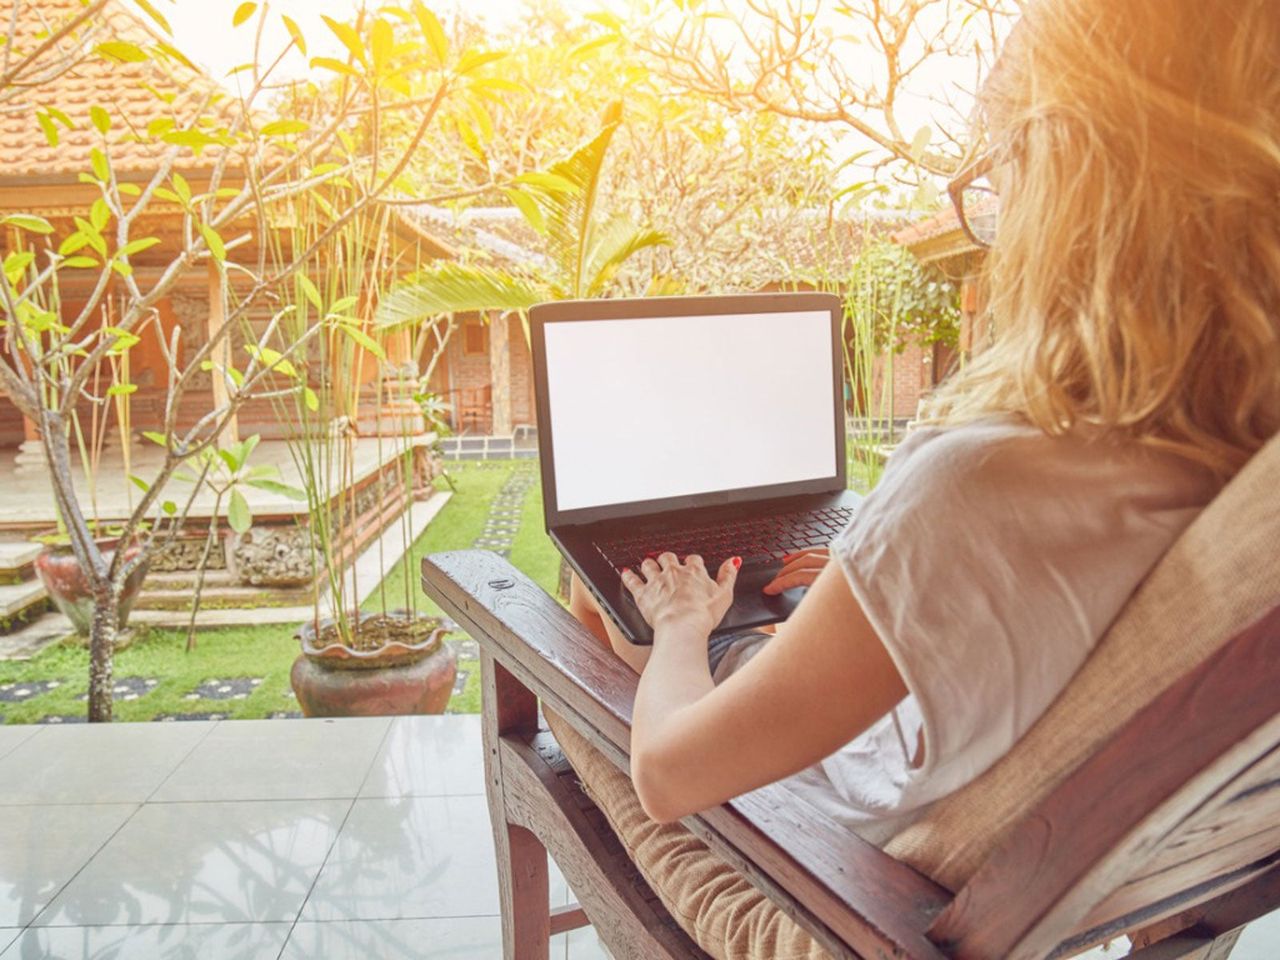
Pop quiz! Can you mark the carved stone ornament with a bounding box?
[152,537,228,572]
[227,526,321,586]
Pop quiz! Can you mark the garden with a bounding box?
[0,0,975,727]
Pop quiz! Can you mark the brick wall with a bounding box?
[509,314,535,428]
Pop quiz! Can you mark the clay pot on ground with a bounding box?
[290,610,456,717]
[33,540,150,636]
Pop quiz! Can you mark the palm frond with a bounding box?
[375,262,547,328]
[583,214,671,297]
[541,101,624,298]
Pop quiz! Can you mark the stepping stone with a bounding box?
[0,679,61,702]
[39,714,87,724]
[448,638,480,660]
[451,668,470,695]
[154,712,228,722]
[268,711,304,720]
[186,677,263,701]
[75,677,157,702]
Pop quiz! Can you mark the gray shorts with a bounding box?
[707,629,773,678]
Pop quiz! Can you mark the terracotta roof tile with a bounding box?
[0,0,238,180]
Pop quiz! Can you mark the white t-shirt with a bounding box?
[714,418,1220,843]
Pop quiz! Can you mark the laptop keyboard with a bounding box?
[595,506,855,576]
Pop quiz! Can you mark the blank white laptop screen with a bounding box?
[543,310,837,512]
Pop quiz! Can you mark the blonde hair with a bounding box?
[922,0,1280,475]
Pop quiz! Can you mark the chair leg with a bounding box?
[482,650,551,959]
[493,818,551,959]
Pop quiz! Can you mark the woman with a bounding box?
[569,0,1279,839]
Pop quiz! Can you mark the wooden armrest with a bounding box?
[422,549,953,960]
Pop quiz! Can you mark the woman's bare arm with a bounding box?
[626,556,907,823]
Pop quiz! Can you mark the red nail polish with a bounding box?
[621,567,631,574]
[732,556,742,569]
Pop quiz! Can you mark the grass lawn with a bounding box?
[0,460,563,724]
[0,453,871,724]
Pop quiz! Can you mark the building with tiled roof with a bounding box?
[0,0,478,612]
[893,201,990,356]
[0,0,237,185]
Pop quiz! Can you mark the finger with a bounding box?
[763,571,819,595]
[780,547,830,562]
[777,555,828,576]
[620,567,643,595]
[640,557,661,579]
[716,555,741,592]
[657,551,679,571]
[684,553,707,575]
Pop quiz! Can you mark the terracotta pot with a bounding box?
[33,541,149,636]
[290,611,457,717]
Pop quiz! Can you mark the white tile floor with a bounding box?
[0,717,608,960]
[0,717,1274,960]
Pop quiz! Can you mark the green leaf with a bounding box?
[129,474,150,493]
[282,14,307,55]
[37,111,58,147]
[130,0,172,35]
[2,214,54,235]
[246,478,308,500]
[514,171,578,195]
[455,50,506,75]
[303,387,320,412]
[58,232,90,256]
[261,119,310,137]
[171,172,192,205]
[503,187,546,235]
[232,2,257,27]
[109,382,138,396]
[200,224,226,261]
[331,295,358,313]
[90,197,111,232]
[90,148,109,182]
[321,15,368,68]
[297,274,323,311]
[60,256,99,269]
[227,489,252,534]
[3,251,35,280]
[153,187,181,204]
[339,323,386,359]
[90,105,111,135]
[217,448,239,473]
[96,41,149,63]
[142,431,169,447]
[309,57,362,79]
[371,17,393,73]
[111,260,133,278]
[118,182,141,196]
[909,125,932,164]
[118,237,161,258]
[375,263,545,327]
[412,2,448,66]
[162,500,177,516]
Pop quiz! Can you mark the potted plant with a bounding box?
[282,197,457,717]
[291,609,454,717]
[33,523,149,638]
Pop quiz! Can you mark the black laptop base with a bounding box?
[553,488,863,645]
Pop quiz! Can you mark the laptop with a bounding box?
[531,292,862,645]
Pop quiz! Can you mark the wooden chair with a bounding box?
[421,550,1280,960]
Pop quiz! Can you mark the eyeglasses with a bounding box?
[948,151,1002,250]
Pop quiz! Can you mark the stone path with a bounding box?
[470,463,538,558]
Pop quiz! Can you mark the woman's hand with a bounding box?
[762,548,831,595]
[621,552,740,637]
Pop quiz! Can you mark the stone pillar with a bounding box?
[489,310,512,437]
[207,261,239,444]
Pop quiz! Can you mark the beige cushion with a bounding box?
[544,707,832,960]
[885,432,1280,887]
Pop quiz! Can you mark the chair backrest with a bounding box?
[932,602,1280,960]
[883,432,1280,950]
